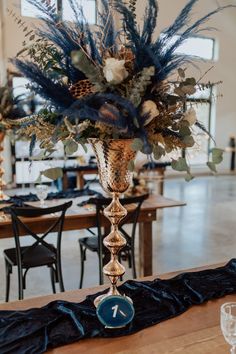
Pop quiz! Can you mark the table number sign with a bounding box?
[96,295,135,328]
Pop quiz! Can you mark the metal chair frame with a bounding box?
[78,194,149,288]
[3,201,72,301]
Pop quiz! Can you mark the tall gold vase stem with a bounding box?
[103,193,127,291]
[89,139,136,306]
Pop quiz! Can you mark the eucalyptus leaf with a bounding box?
[185,173,194,182]
[35,174,42,184]
[174,86,185,97]
[211,148,224,164]
[171,157,190,173]
[184,77,196,86]
[64,139,78,155]
[30,151,46,160]
[41,167,63,180]
[181,85,196,95]
[128,66,155,107]
[128,160,135,172]
[182,135,195,147]
[153,145,165,160]
[131,138,143,152]
[207,161,217,173]
[179,125,191,137]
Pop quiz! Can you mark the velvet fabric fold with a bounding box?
[1,259,236,354]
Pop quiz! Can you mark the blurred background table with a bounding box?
[62,164,98,190]
[0,194,185,277]
[138,162,171,195]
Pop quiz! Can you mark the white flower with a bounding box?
[141,100,159,126]
[183,108,197,126]
[103,58,128,85]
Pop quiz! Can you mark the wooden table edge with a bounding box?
[0,261,228,311]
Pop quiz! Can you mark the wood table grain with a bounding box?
[0,264,233,353]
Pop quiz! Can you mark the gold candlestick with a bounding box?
[0,131,8,201]
[89,139,136,307]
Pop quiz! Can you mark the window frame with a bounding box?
[177,34,216,61]
[20,0,97,24]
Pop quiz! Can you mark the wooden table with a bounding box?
[0,264,233,353]
[139,162,171,195]
[0,194,185,276]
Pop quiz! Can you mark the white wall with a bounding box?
[2,0,236,171]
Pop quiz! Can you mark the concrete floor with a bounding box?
[0,175,235,303]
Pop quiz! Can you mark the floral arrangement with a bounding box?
[0,85,23,133]
[10,0,232,179]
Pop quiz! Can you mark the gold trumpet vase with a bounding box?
[89,139,136,307]
[0,131,8,201]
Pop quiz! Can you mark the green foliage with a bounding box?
[128,66,155,107]
[174,77,197,97]
[8,9,63,77]
[40,167,63,180]
[64,139,78,155]
[207,161,217,173]
[179,121,195,147]
[212,148,224,164]
[206,148,224,173]
[171,157,193,182]
[128,0,138,24]
[71,50,105,91]
[172,157,189,172]
[131,138,143,151]
[128,160,135,172]
[153,144,165,160]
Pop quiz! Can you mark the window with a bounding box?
[186,86,214,165]
[162,33,216,164]
[21,0,96,24]
[161,33,215,61]
[62,0,96,24]
[21,0,57,17]
[174,36,215,60]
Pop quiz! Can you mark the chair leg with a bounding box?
[98,254,104,285]
[50,266,56,294]
[57,257,65,292]
[17,265,24,300]
[131,244,137,279]
[128,251,132,269]
[23,269,29,290]
[4,259,11,302]
[79,244,86,289]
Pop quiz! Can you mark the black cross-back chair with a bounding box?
[3,201,72,302]
[78,194,149,288]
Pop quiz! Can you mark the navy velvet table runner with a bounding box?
[1,259,236,354]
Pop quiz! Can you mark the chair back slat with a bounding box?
[8,201,72,263]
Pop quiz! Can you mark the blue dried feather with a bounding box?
[13,59,75,110]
